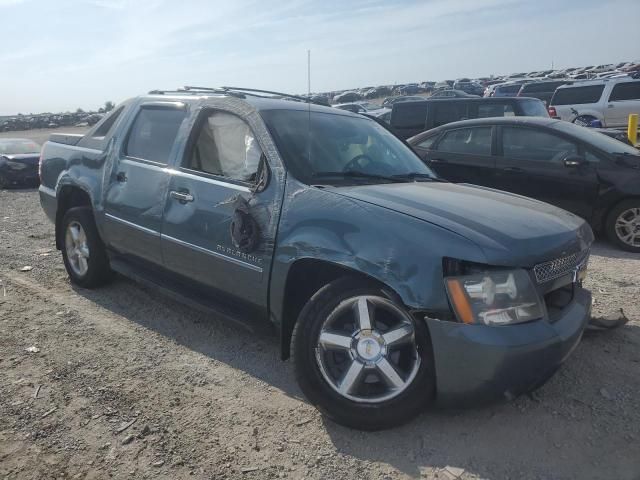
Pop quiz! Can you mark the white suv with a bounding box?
[548,77,640,128]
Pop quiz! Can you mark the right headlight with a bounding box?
[445,269,544,326]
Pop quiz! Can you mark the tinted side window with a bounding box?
[77,106,125,150]
[393,104,428,129]
[416,135,439,149]
[475,103,515,118]
[186,111,263,183]
[609,81,640,101]
[502,127,577,162]
[432,103,468,127]
[551,85,605,105]
[125,108,186,164]
[436,127,492,155]
[93,107,123,137]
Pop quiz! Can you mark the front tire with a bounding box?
[292,277,435,430]
[605,200,640,252]
[60,207,113,288]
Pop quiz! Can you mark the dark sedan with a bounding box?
[0,138,41,188]
[408,117,640,252]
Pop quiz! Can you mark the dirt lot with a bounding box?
[1,171,640,478]
[0,127,90,146]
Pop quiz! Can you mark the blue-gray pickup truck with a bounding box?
[38,87,593,430]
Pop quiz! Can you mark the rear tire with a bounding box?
[292,276,435,430]
[605,200,640,253]
[60,207,113,288]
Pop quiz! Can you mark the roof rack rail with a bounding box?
[149,86,326,106]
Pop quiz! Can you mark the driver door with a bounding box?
[160,108,280,309]
[494,125,599,220]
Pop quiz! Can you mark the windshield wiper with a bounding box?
[312,171,403,183]
[391,172,447,182]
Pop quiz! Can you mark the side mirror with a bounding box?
[563,155,585,167]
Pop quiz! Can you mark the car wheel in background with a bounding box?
[606,200,640,253]
[61,207,113,288]
[292,277,435,430]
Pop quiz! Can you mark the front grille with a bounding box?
[533,249,590,284]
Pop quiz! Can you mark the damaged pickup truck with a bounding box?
[39,87,593,430]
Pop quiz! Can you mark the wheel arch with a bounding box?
[277,257,410,360]
[55,186,93,250]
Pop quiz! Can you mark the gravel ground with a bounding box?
[1,185,639,479]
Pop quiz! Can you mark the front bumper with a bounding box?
[426,286,591,406]
[0,165,39,185]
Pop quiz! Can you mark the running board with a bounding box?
[108,256,274,336]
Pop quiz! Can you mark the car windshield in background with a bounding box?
[261,109,435,185]
[0,140,41,154]
[551,85,604,105]
[520,99,550,117]
[554,121,640,155]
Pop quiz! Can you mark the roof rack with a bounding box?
[149,86,325,106]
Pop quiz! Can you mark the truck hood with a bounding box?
[328,182,593,267]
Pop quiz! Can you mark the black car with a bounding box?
[0,138,41,188]
[380,95,424,107]
[408,117,640,252]
[517,80,573,105]
[430,89,479,98]
[389,97,549,139]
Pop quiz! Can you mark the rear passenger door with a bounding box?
[160,108,279,310]
[494,126,599,220]
[604,80,640,127]
[103,102,187,265]
[421,126,496,186]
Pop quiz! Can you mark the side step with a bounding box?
[109,256,274,336]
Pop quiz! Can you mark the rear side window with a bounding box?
[415,134,439,149]
[77,106,124,150]
[432,103,468,127]
[392,103,428,129]
[551,85,605,105]
[436,127,492,155]
[518,99,549,117]
[497,85,521,94]
[502,127,577,162]
[609,81,640,101]
[125,108,186,164]
[93,107,123,138]
[475,103,515,118]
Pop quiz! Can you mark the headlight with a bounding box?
[445,269,544,326]
[6,160,27,171]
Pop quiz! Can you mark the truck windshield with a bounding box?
[261,109,435,185]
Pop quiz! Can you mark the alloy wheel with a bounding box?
[65,221,90,276]
[614,207,640,248]
[315,295,421,404]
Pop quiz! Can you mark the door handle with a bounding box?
[170,191,194,203]
[607,104,615,108]
[502,167,524,173]
[116,171,127,183]
[430,158,448,163]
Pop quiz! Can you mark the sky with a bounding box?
[0,0,638,115]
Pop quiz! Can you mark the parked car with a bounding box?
[492,82,533,97]
[333,91,362,103]
[39,88,593,430]
[452,80,484,96]
[0,138,41,188]
[517,80,573,105]
[548,77,640,128]
[430,89,478,98]
[333,102,385,115]
[388,97,549,139]
[381,95,424,107]
[408,117,640,251]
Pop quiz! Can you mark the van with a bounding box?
[389,97,549,139]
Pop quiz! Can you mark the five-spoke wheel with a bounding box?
[293,277,435,430]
